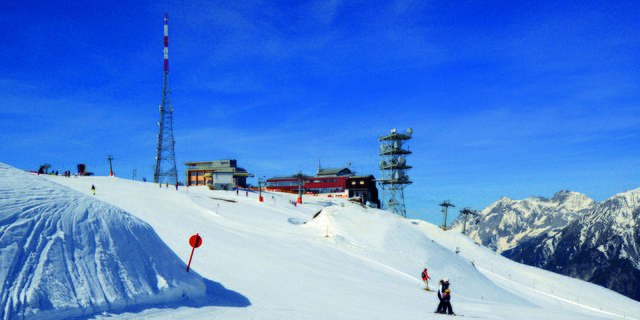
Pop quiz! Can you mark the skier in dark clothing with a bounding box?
[441,288,455,315]
[436,278,451,314]
[91,185,96,195]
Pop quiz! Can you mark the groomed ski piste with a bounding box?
[1,162,639,319]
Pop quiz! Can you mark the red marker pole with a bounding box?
[186,233,203,272]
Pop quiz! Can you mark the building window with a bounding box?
[351,181,356,185]
[360,181,364,185]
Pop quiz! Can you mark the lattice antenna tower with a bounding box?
[378,128,413,217]
[153,13,178,185]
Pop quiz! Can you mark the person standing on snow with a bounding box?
[91,185,96,195]
[421,268,431,290]
[436,278,450,314]
[441,288,455,315]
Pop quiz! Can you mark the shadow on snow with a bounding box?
[76,278,251,320]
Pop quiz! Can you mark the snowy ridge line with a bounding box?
[475,265,638,320]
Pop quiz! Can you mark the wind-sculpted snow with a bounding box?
[0,164,206,319]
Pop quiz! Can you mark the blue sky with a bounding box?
[1,0,639,224]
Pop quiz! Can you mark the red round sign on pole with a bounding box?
[189,234,203,248]
[186,233,203,272]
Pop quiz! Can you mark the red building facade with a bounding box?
[265,168,379,207]
[265,176,348,193]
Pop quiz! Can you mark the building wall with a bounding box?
[346,176,380,208]
[188,170,207,186]
[185,159,248,187]
[234,176,248,188]
[214,172,233,184]
[266,176,350,194]
[265,178,299,191]
[186,160,236,169]
[305,176,347,193]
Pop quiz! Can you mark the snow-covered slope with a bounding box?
[451,191,595,253]
[2,162,640,319]
[0,164,206,319]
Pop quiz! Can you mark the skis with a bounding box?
[434,314,480,318]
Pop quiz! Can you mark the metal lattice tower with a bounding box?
[378,128,413,217]
[459,208,479,234]
[439,200,455,229]
[153,13,178,185]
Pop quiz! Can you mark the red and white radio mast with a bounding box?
[153,13,178,185]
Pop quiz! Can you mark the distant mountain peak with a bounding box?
[468,186,640,302]
[551,190,593,203]
[454,189,596,254]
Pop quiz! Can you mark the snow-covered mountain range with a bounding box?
[453,189,640,301]
[453,190,595,253]
[2,162,640,319]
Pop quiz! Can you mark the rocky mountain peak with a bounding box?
[476,187,640,302]
[455,190,596,254]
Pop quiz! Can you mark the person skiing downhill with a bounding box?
[421,268,431,290]
[91,185,96,195]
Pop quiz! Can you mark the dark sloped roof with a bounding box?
[317,167,352,176]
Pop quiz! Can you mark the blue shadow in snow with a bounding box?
[197,277,251,308]
[75,278,250,319]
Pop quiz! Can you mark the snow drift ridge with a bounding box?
[0,163,206,320]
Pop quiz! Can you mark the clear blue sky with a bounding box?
[1,1,639,224]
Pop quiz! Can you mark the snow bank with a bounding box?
[0,163,206,320]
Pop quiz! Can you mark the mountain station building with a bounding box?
[266,167,380,208]
[184,160,252,190]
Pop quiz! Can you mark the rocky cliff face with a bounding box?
[455,189,640,301]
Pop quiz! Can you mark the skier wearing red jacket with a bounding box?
[421,268,431,291]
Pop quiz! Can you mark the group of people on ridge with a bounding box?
[421,268,455,316]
